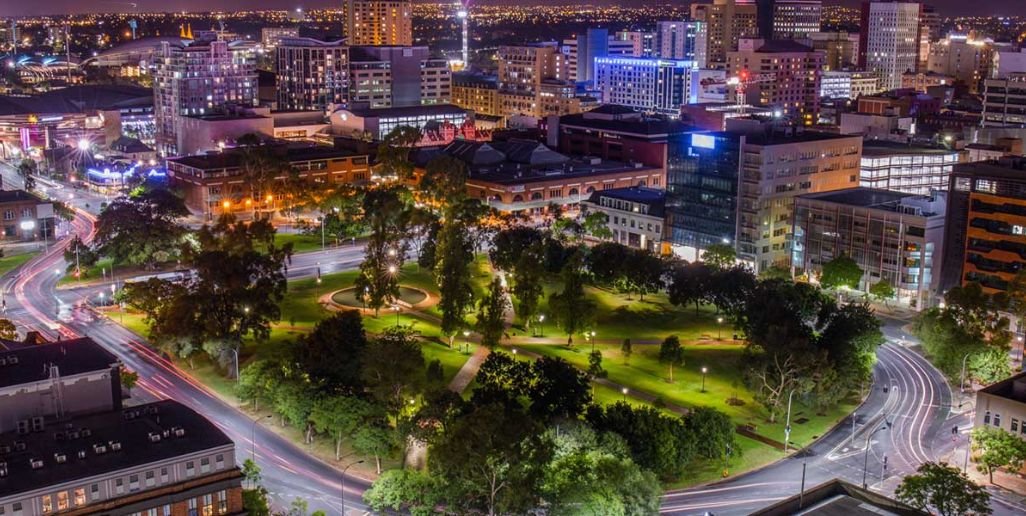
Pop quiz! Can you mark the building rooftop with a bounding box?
[752,479,926,516]
[0,189,48,205]
[558,106,696,139]
[169,144,359,170]
[799,187,945,217]
[0,338,118,390]
[979,370,1026,404]
[0,400,234,499]
[585,187,666,217]
[277,37,345,47]
[742,130,861,146]
[755,40,816,53]
[452,73,498,89]
[0,85,153,116]
[343,104,466,119]
[862,140,959,157]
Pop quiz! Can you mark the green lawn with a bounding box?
[0,251,39,278]
[273,233,327,254]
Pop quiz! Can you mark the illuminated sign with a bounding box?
[1014,225,1025,236]
[692,134,716,150]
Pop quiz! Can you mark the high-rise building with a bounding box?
[736,131,863,271]
[858,0,922,91]
[153,38,258,155]
[940,158,1026,294]
[757,0,822,40]
[261,26,300,48]
[807,32,859,71]
[275,37,348,111]
[918,4,941,71]
[654,21,706,62]
[727,39,824,124]
[594,57,694,116]
[343,0,413,46]
[691,0,759,68]
[564,29,644,83]
[927,34,995,93]
[982,73,1026,127]
[451,73,500,117]
[615,30,655,58]
[497,43,578,119]
[821,70,880,99]
[348,46,451,109]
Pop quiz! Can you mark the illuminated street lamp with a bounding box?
[462,329,470,353]
[621,387,628,401]
[701,366,708,393]
[588,330,596,352]
[717,317,724,340]
[537,314,545,337]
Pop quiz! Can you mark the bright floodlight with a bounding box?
[457,9,467,18]
[77,139,90,151]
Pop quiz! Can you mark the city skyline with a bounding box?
[6,0,1026,18]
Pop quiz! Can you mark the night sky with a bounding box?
[6,0,1026,18]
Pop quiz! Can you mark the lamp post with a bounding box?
[340,459,365,516]
[851,411,858,446]
[393,304,400,326]
[784,388,797,453]
[862,419,891,489]
[538,314,545,337]
[320,215,326,250]
[250,414,272,462]
[621,387,628,401]
[511,348,518,360]
[462,330,470,354]
[589,330,596,352]
[701,366,708,393]
[960,352,972,393]
[717,317,723,340]
[230,347,240,384]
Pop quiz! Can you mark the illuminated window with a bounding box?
[42,495,53,514]
[74,488,86,506]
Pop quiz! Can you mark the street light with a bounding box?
[862,419,892,489]
[784,388,797,452]
[537,314,545,337]
[511,348,518,360]
[462,329,470,354]
[621,387,628,401]
[589,330,596,352]
[340,458,365,516]
[701,366,708,393]
[717,317,724,340]
[960,352,972,393]
[230,347,240,384]
[393,304,400,326]
[250,414,272,463]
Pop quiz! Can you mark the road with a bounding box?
[3,161,1024,515]
[0,162,371,515]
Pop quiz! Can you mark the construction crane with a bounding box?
[726,69,775,115]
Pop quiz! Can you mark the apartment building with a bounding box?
[153,38,258,155]
[275,37,348,111]
[343,0,413,46]
[690,0,759,68]
[982,73,1026,127]
[348,46,450,109]
[927,34,995,93]
[820,70,880,99]
[594,57,694,116]
[451,73,501,117]
[727,39,825,124]
[757,0,823,40]
[808,32,860,71]
[496,43,579,119]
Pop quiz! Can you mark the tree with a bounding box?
[317,184,366,242]
[587,350,606,380]
[309,395,375,460]
[472,351,535,404]
[362,329,426,426]
[295,310,367,395]
[272,380,318,443]
[489,227,545,271]
[0,319,16,340]
[667,261,713,315]
[659,335,685,383]
[420,155,468,210]
[353,423,396,474]
[120,369,139,397]
[241,458,262,488]
[969,347,1013,385]
[549,251,595,346]
[475,278,508,349]
[63,235,99,276]
[819,254,863,291]
[377,125,422,181]
[364,469,441,516]
[430,403,552,515]
[434,218,475,346]
[585,402,695,480]
[870,280,895,306]
[236,359,285,411]
[147,216,292,373]
[746,353,802,423]
[529,357,592,420]
[581,211,613,241]
[701,243,736,269]
[972,426,1026,483]
[620,338,633,365]
[17,158,37,190]
[684,407,737,461]
[895,462,991,516]
[242,487,272,516]
[93,189,189,268]
[511,240,545,330]
[355,187,409,316]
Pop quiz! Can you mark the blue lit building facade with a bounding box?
[665,131,742,261]
[594,57,695,116]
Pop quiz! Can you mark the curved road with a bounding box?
[2,204,372,515]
